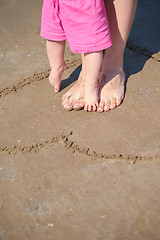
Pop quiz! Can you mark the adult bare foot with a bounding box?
[62,71,85,111]
[97,68,125,112]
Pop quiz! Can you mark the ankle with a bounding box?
[51,62,66,74]
[77,70,85,83]
[102,63,123,77]
[103,51,123,71]
[103,51,124,73]
[85,80,98,89]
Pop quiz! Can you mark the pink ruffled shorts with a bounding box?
[40,0,112,53]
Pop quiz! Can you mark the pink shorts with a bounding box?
[40,0,112,53]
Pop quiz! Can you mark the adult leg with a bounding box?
[46,40,66,92]
[97,0,138,112]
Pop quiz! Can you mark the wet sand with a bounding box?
[0,0,160,239]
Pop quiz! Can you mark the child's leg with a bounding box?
[46,40,66,92]
[84,51,103,112]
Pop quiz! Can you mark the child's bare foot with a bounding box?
[84,83,99,112]
[97,68,125,112]
[62,71,85,111]
[49,62,67,92]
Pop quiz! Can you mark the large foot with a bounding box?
[49,62,67,93]
[62,71,85,111]
[97,69,125,112]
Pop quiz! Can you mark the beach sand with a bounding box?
[0,0,160,239]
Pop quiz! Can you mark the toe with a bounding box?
[73,100,84,111]
[85,104,89,112]
[104,99,110,111]
[62,98,73,111]
[88,105,92,112]
[62,97,68,107]
[116,98,122,106]
[73,100,79,109]
[63,102,73,111]
[84,104,88,111]
[97,101,104,112]
[110,97,116,109]
[92,104,97,112]
[54,85,60,93]
[79,100,85,108]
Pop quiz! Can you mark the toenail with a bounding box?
[64,105,70,109]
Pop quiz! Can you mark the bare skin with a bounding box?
[84,51,103,112]
[63,51,103,112]
[47,39,102,112]
[97,69,125,112]
[97,0,137,112]
[62,0,137,112]
[49,63,66,92]
[84,83,99,112]
[46,40,66,93]
[62,53,85,111]
[62,70,85,111]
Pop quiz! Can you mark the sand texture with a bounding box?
[0,0,160,239]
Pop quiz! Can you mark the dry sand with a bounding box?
[0,0,160,239]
